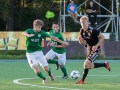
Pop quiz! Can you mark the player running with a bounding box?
[45,22,68,79]
[76,16,111,84]
[23,19,69,84]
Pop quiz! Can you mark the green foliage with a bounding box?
[67,53,85,59]
[0,0,119,31]
[1,50,120,60]
[0,50,26,59]
[110,33,115,41]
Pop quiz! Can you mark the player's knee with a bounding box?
[59,64,64,68]
[43,66,49,72]
[33,69,40,74]
[84,62,89,69]
[44,68,48,72]
[89,63,94,69]
[35,71,40,74]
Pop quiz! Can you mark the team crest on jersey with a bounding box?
[88,32,91,36]
[83,33,85,35]
[38,34,41,37]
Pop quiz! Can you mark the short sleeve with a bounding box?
[59,34,64,41]
[25,29,31,34]
[93,5,96,10]
[87,5,90,9]
[92,30,100,37]
[41,30,50,37]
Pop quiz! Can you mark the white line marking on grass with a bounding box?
[13,77,82,90]
[88,75,120,76]
[13,75,120,90]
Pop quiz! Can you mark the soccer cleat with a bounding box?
[42,78,47,84]
[48,74,54,81]
[105,62,111,71]
[61,75,68,79]
[56,62,59,70]
[76,79,84,84]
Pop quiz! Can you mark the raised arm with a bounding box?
[49,43,65,48]
[50,36,69,46]
[23,31,34,37]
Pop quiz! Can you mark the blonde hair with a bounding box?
[33,19,44,26]
[80,16,89,22]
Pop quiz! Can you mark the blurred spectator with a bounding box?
[87,0,98,25]
[67,0,79,23]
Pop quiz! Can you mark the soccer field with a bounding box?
[0,60,120,90]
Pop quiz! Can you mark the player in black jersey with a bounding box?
[76,16,111,84]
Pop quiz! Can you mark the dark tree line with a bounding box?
[0,0,119,31]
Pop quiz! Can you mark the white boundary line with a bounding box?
[13,76,82,90]
[13,75,120,90]
[88,75,120,76]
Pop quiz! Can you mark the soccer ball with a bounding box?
[70,70,80,79]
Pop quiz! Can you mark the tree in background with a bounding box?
[0,0,119,31]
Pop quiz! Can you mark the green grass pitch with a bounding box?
[0,60,120,90]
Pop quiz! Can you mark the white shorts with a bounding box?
[45,49,66,65]
[26,51,48,68]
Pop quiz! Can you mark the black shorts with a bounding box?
[86,46,101,62]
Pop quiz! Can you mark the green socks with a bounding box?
[60,66,68,76]
[47,59,57,64]
[37,72,46,80]
[47,67,51,75]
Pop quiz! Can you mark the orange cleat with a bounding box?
[105,62,111,71]
[76,79,84,84]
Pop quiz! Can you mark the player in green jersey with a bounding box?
[45,22,68,79]
[23,19,69,84]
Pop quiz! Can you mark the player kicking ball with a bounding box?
[23,19,69,84]
[76,16,111,84]
[45,22,68,79]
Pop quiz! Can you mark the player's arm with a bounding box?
[50,36,69,46]
[23,31,34,37]
[92,30,104,51]
[54,45,65,48]
[78,35,84,44]
[46,41,52,46]
[96,33,105,47]
[78,29,84,44]
[42,31,69,46]
[49,43,65,48]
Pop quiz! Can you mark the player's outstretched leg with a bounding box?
[76,69,89,84]
[76,60,90,84]
[47,59,59,70]
[47,67,54,81]
[94,62,111,71]
[32,65,47,84]
[60,65,68,79]
[37,72,47,84]
[43,66,54,81]
[104,61,111,71]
